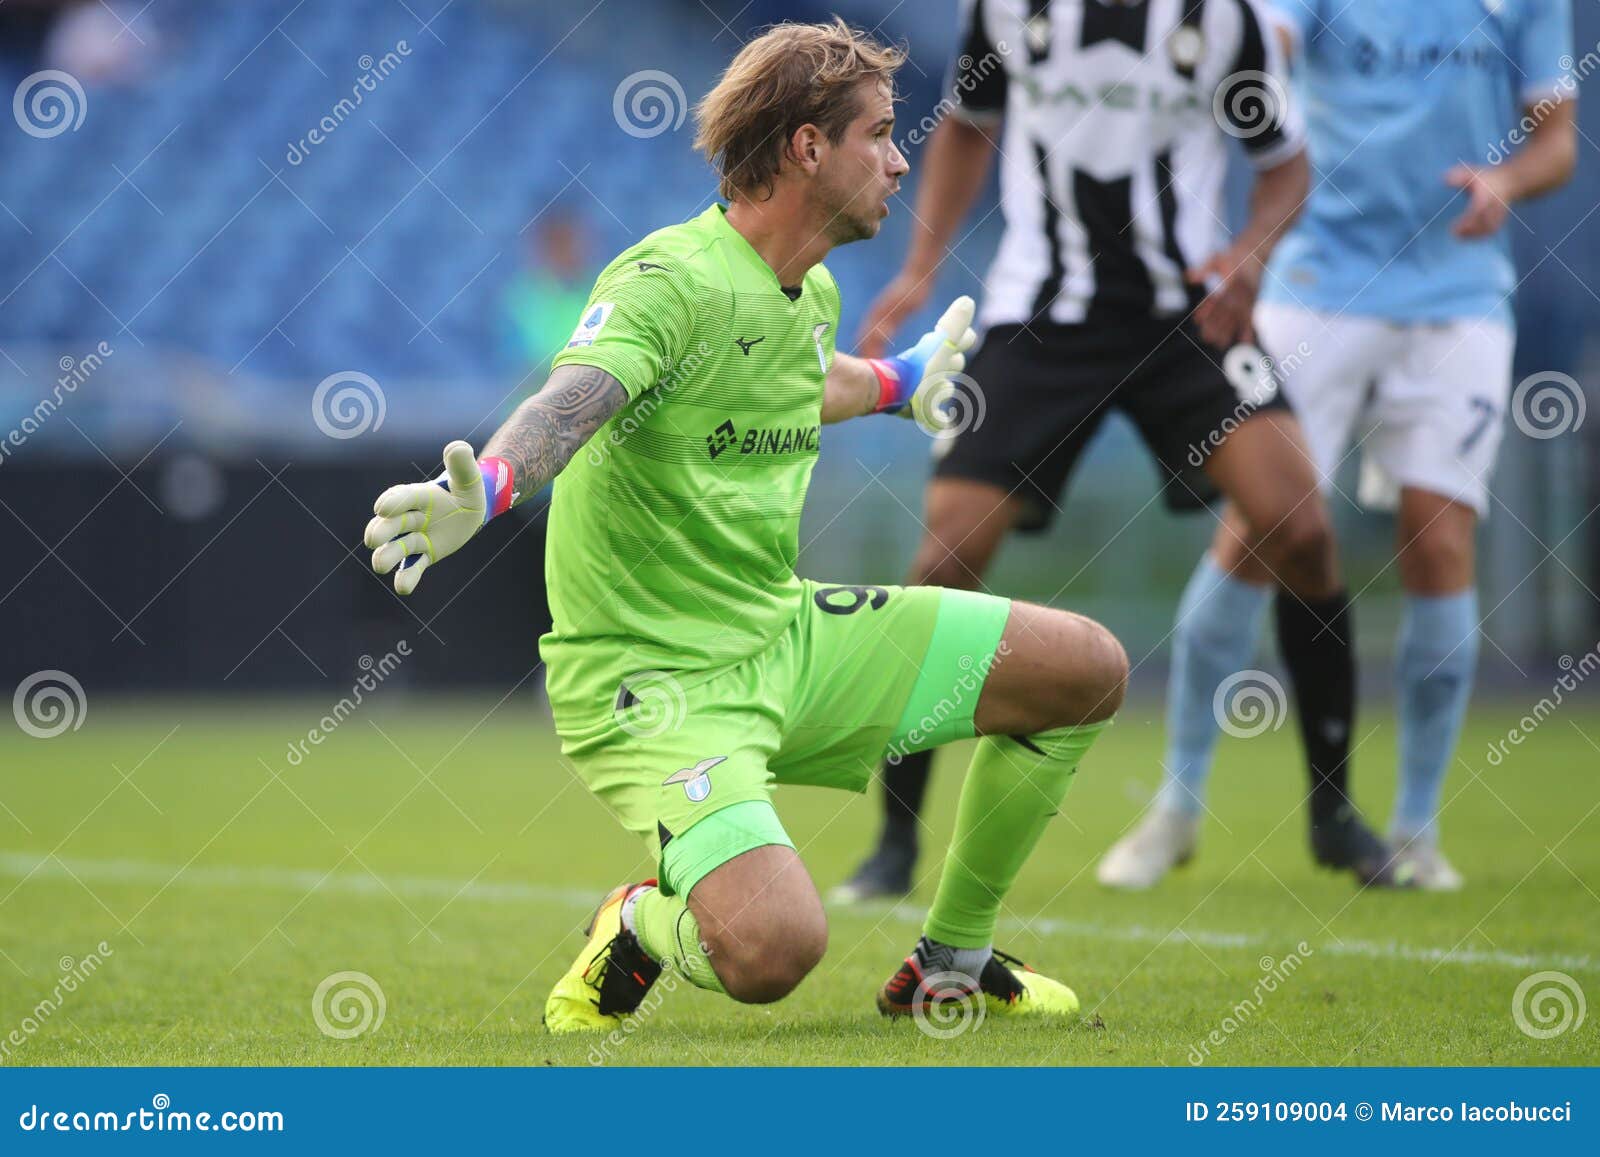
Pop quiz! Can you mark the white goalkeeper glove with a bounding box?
[365,440,514,595]
[865,294,978,431]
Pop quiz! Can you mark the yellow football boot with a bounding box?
[878,944,1079,1021]
[543,880,662,1034]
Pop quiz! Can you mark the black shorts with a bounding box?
[933,317,1290,531]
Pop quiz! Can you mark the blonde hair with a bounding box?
[695,18,905,201]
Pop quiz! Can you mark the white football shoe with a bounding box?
[1388,832,1464,892]
[1096,807,1200,890]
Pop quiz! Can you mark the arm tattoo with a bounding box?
[482,364,628,500]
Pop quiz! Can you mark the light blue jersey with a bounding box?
[1263,0,1572,323]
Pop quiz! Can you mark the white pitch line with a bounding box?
[0,851,600,912]
[2,851,1593,975]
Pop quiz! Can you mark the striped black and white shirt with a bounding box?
[949,0,1304,328]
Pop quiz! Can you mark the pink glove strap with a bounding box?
[479,456,516,522]
[866,358,909,413]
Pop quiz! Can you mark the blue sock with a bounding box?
[1393,590,1479,840]
[1158,555,1272,817]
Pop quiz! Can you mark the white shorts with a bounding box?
[1254,303,1515,516]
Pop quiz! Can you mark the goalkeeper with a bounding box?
[364,20,1126,1030]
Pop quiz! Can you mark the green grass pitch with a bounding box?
[1,696,1595,1066]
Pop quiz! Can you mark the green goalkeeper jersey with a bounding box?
[541,204,841,724]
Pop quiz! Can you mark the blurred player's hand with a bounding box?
[856,269,934,358]
[1187,247,1262,349]
[1445,164,1512,239]
[365,440,486,595]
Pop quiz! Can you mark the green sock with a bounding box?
[629,886,726,995]
[924,721,1110,947]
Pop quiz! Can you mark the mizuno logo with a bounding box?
[734,335,765,356]
[637,261,666,272]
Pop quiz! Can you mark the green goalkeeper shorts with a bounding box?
[551,579,1012,897]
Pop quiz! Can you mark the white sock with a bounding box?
[949,945,993,980]
[619,884,653,935]
[919,936,992,982]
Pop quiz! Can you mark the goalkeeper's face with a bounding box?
[816,80,907,244]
